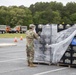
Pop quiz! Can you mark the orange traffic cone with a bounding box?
[14,37,18,42]
[20,36,23,40]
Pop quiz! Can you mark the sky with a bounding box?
[0,0,76,7]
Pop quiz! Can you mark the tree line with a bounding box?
[0,1,76,27]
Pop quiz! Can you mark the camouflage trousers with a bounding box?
[26,45,34,63]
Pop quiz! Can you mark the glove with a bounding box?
[45,44,50,48]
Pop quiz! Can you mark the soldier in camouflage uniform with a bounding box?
[26,24,38,67]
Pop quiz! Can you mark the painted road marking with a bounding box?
[34,67,67,75]
[0,58,26,62]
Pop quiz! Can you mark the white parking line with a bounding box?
[0,58,26,63]
[34,67,67,75]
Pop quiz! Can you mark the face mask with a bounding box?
[33,27,36,33]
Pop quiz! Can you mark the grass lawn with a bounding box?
[0,33,26,38]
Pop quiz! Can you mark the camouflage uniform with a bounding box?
[26,27,38,66]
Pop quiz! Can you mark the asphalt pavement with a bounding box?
[0,38,76,75]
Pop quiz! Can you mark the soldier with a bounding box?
[26,24,38,67]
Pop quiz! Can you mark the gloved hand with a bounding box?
[37,36,40,40]
[45,44,50,48]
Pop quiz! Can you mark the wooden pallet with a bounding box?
[57,63,76,68]
[33,61,52,66]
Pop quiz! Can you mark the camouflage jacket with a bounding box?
[26,30,38,47]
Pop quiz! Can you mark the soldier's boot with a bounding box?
[29,63,37,67]
[27,61,30,66]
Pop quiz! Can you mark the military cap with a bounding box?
[29,24,35,29]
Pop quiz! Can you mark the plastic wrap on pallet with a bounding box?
[34,24,52,63]
[34,39,44,62]
[47,25,76,63]
[44,48,53,62]
[41,25,51,36]
[51,24,58,43]
[34,24,76,64]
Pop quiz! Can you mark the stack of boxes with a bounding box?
[34,24,76,66]
[34,24,52,64]
[34,24,57,64]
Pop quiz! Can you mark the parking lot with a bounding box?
[0,38,76,75]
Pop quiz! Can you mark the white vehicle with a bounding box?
[0,25,6,34]
[20,26,27,33]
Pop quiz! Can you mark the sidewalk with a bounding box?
[0,43,17,47]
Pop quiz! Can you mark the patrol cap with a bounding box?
[29,24,35,29]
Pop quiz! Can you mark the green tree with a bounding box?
[66,2,76,14]
[61,16,72,24]
[70,13,76,23]
[52,11,61,24]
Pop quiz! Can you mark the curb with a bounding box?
[0,43,17,47]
